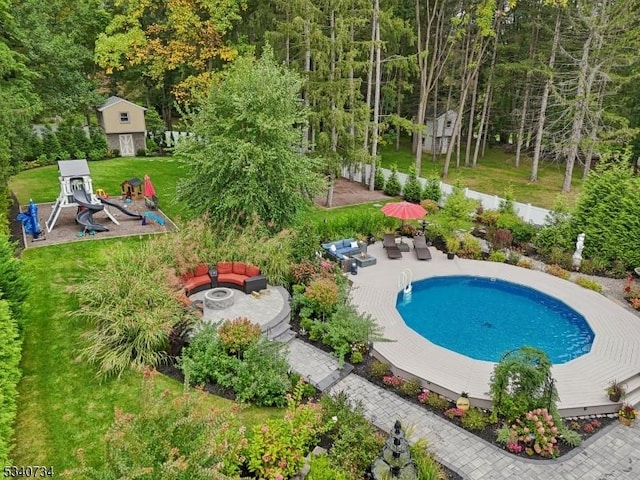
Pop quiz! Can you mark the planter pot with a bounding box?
[447,252,455,260]
[456,396,470,412]
[609,393,622,403]
[619,417,635,427]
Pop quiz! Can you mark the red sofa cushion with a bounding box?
[184,276,210,292]
[218,273,246,286]
[246,265,260,277]
[181,271,194,283]
[232,262,247,275]
[217,262,233,274]
[194,264,209,277]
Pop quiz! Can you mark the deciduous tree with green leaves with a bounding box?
[176,47,325,230]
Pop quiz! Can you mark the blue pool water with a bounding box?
[396,276,594,364]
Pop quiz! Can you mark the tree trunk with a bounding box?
[515,76,531,168]
[562,22,594,193]
[396,69,402,151]
[370,0,381,192]
[583,80,606,178]
[363,4,376,185]
[473,35,497,167]
[465,69,479,166]
[531,9,561,182]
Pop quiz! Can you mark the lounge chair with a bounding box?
[383,233,397,249]
[413,235,432,260]
[386,245,402,259]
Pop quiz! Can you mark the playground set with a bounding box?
[18,159,165,242]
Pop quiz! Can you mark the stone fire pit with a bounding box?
[204,287,235,310]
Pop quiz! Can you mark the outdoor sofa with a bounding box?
[213,261,268,294]
[321,238,361,262]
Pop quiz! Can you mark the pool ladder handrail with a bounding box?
[398,268,412,295]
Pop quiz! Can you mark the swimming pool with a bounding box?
[396,275,594,364]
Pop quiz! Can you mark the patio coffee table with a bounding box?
[354,254,377,268]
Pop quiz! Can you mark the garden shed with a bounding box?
[97,96,147,157]
[422,110,457,155]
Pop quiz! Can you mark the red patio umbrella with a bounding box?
[380,201,427,220]
[143,174,156,198]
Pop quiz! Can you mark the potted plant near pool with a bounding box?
[618,403,638,426]
[606,379,626,402]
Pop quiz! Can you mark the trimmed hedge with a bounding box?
[570,163,640,270]
[0,300,21,465]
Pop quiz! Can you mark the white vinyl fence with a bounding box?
[342,165,551,226]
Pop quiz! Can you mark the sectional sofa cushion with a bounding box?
[217,262,233,274]
[232,262,247,275]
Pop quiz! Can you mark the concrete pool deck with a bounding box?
[349,242,640,416]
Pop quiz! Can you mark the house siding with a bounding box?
[100,102,146,134]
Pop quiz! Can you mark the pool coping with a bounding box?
[349,242,640,416]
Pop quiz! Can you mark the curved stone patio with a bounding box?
[349,242,640,416]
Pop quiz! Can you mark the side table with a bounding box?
[209,268,218,288]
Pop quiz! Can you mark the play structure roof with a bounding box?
[121,177,142,187]
[58,159,90,178]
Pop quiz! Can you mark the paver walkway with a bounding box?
[289,340,640,479]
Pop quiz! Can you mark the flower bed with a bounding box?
[352,355,616,460]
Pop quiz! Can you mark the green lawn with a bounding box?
[380,141,583,209]
[11,239,282,472]
[9,157,191,220]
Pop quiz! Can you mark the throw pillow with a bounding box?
[329,244,337,253]
[350,241,358,249]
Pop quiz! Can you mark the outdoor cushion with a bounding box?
[184,276,211,293]
[350,241,358,248]
[232,262,247,275]
[217,262,233,274]
[218,273,246,286]
[194,264,209,277]
[329,244,337,253]
[182,271,194,281]
[246,265,260,277]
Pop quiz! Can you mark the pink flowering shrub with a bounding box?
[506,441,523,454]
[444,407,465,419]
[417,390,430,404]
[508,408,559,458]
[382,375,404,388]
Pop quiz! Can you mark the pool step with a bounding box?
[621,372,640,408]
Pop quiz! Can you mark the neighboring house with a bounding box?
[422,110,457,155]
[97,96,147,157]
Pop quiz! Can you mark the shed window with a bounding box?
[445,119,452,129]
[119,112,130,123]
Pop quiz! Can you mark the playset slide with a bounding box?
[72,189,109,232]
[100,197,143,219]
[76,207,109,232]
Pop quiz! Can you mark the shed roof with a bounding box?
[97,96,147,112]
[58,159,90,178]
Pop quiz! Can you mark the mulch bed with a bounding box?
[315,177,390,208]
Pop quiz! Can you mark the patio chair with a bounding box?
[386,245,402,259]
[413,235,432,261]
[383,233,397,249]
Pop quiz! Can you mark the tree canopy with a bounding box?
[176,47,325,230]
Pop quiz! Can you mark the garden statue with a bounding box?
[572,233,586,270]
[370,421,418,480]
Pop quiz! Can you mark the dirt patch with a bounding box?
[315,177,390,208]
[16,197,176,249]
